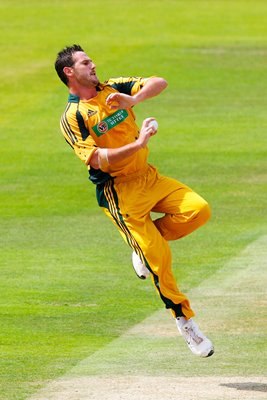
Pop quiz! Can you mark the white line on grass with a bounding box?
[29,235,267,400]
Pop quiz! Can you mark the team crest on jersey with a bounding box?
[87,108,97,117]
[97,121,108,133]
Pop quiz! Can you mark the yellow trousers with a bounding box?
[96,164,211,319]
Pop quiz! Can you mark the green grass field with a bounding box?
[1,1,267,399]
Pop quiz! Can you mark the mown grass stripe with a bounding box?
[29,235,267,400]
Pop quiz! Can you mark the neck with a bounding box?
[69,84,98,100]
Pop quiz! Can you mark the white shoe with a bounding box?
[132,251,150,280]
[176,317,214,357]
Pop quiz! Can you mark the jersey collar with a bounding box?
[68,84,104,103]
[68,93,80,103]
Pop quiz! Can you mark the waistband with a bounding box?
[114,165,149,183]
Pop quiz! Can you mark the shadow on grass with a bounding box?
[220,382,267,393]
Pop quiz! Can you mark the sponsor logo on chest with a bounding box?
[92,109,128,137]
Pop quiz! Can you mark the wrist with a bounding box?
[135,138,145,149]
[131,94,140,106]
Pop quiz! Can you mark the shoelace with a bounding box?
[184,325,204,345]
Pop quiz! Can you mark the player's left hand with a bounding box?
[106,93,136,110]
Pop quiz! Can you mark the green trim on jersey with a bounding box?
[110,81,136,95]
[89,167,111,186]
[76,110,90,140]
[68,93,79,103]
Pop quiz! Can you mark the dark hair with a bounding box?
[55,44,84,86]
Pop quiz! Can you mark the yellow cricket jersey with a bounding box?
[60,76,151,184]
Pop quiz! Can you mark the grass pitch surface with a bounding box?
[1,1,267,399]
[29,235,267,399]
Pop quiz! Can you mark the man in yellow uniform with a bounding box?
[55,44,214,357]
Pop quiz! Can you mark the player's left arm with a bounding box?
[106,76,168,110]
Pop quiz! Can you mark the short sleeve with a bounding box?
[106,76,153,96]
[60,108,97,165]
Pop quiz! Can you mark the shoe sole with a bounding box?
[205,348,214,357]
[132,252,150,280]
[136,273,147,280]
[132,266,147,279]
[132,265,149,280]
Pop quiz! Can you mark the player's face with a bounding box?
[71,51,99,87]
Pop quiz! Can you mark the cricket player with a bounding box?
[55,44,214,357]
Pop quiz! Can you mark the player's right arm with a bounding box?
[61,107,156,170]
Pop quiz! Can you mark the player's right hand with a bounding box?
[137,117,157,148]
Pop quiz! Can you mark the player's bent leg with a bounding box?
[153,189,211,241]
